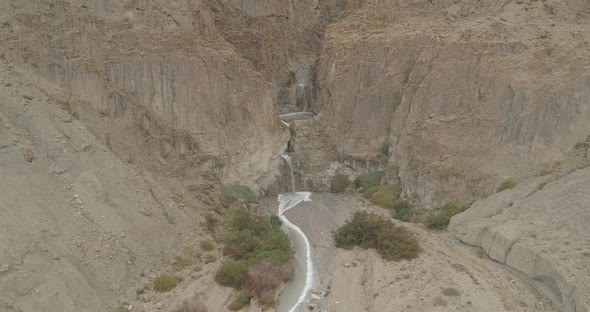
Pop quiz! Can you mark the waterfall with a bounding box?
[281,154,296,193]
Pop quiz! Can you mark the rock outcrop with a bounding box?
[450,164,590,311]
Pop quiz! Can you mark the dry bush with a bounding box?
[154,274,177,292]
[174,295,207,312]
[245,260,291,307]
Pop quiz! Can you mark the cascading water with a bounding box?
[281,154,296,193]
[277,154,315,312]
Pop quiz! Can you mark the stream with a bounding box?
[276,155,319,312]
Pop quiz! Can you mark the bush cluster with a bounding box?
[214,209,293,307]
[368,186,400,210]
[330,174,350,193]
[362,186,381,199]
[222,184,257,205]
[353,171,384,190]
[392,200,413,222]
[334,211,421,261]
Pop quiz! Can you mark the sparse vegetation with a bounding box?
[228,294,253,311]
[222,184,257,205]
[334,211,421,261]
[392,200,413,222]
[173,296,208,312]
[154,274,178,292]
[362,186,381,199]
[427,211,451,229]
[172,257,194,272]
[380,143,389,156]
[426,202,470,230]
[214,208,293,307]
[204,254,217,264]
[442,288,461,297]
[330,174,350,193]
[369,186,401,210]
[221,209,292,265]
[215,260,249,288]
[200,239,216,252]
[354,171,384,191]
[496,178,517,192]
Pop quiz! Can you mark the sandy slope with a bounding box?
[0,57,229,312]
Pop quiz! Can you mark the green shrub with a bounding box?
[154,274,177,292]
[353,171,384,190]
[426,211,450,230]
[222,184,257,205]
[270,215,282,226]
[426,202,470,230]
[369,186,401,210]
[334,212,421,261]
[393,200,413,222]
[442,288,460,297]
[200,240,216,252]
[215,260,248,288]
[362,186,381,199]
[222,209,292,265]
[330,174,350,193]
[440,202,469,216]
[215,209,293,304]
[496,178,517,192]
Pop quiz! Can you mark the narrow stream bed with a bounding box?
[276,192,319,312]
[276,155,320,311]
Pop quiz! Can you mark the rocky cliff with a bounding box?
[0,0,290,191]
[312,0,590,205]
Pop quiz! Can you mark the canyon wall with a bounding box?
[0,0,289,191]
[312,0,590,205]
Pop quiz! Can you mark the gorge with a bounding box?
[0,0,589,311]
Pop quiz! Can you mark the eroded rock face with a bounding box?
[209,0,365,114]
[449,140,590,312]
[449,166,590,312]
[314,0,590,206]
[0,0,289,191]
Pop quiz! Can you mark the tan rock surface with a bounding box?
[313,0,590,206]
[450,166,590,312]
[0,0,289,191]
